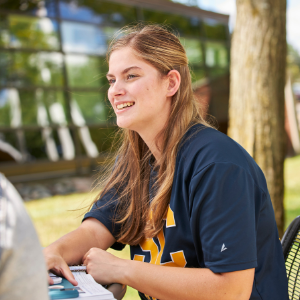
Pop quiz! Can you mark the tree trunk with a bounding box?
[228,0,287,237]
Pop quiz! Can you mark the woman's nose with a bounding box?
[109,80,125,97]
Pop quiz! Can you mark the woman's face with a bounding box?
[107,47,172,136]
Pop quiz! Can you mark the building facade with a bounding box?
[0,0,230,181]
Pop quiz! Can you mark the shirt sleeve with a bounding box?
[82,188,126,251]
[189,162,259,273]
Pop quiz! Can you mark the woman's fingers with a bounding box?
[60,265,78,286]
[48,255,78,286]
[48,275,54,285]
[82,247,101,265]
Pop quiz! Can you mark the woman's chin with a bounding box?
[116,119,134,130]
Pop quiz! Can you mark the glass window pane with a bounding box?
[0,51,11,86]
[0,0,57,17]
[89,127,118,153]
[0,89,11,127]
[71,92,112,124]
[0,89,68,127]
[66,55,105,88]
[61,21,107,55]
[204,19,228,41]
[180,38,203,64]
[8,51,64,87]
[0,132,19,156]
[0,88,39,126]
[25,130,49,159]
[9,15,60,50]
[143,9,202,37]
[59,0,137,26]
[205,42,229,68]
[0,15,10,47]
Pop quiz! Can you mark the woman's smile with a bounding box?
[115,101,135,113]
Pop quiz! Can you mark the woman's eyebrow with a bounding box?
[106,66,141,78]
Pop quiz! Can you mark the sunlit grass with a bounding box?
[25,155,300,300]
[284,155,300,228]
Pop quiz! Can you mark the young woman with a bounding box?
[44,25,288,300]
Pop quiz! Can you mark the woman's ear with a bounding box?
[166,70,181,97]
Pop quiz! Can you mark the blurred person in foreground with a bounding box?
[44,25,288,300]
[0,173,49,300]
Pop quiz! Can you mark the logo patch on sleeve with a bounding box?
[221,243,227,252]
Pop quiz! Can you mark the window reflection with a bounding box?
[0,132,20,160]
[0,0,230,162]
[205,42,228,68]
[61,21,107,55]
[0,15,10,47]
[0,89,11,126]
[89,127,118,153]
[6,51,64,86]
[0,0,57,18]
[59,0,136,26]
[66,55,104,87]
[71,92,111,124]
[180,38,203,64]
[0,52,11,86]
[143,9,202,37]
[25,130,49,159]
[0,88,67,127]
[204,19,228,40]
[8,15,59,50]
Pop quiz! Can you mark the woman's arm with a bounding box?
[83,248,254,300]
[43,218,115,285]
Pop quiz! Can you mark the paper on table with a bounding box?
[73,272,112,297]
[50,271,116,300]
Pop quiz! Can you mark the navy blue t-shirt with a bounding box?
[83,125,288,300]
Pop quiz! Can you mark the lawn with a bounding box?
[25,155,300,300]
[284,155,300,228]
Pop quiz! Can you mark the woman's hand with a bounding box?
[43,249,78,286]
[82,248,128,285]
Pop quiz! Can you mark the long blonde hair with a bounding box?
[94,24,210,245]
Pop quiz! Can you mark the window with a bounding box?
[0,0,57,18]
[8,15,59,50]
[59,0,137,26]
[205,42,229,68]
[143,9,202,37]
[4,51,64,87]
[0,0,230,165]
[204,18,228,40]
[180,38,203,64]
[66,55,104,88]
[61,21,107,55]
[71,92,112,124]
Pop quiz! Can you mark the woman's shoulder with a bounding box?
[180,123,243,160]
[178,124,266,188]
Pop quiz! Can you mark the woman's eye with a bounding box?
[127,74,137,80]
[108,79,115,85]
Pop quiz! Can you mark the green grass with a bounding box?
[24,155,300,300]
[284,155,300,228]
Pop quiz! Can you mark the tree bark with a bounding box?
[228,0,287,237]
